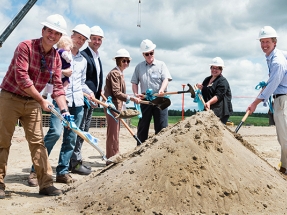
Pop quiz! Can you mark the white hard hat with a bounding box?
[140,39,156,53]
[113,49,132,60]
[90,26,104,38]
[210,57,225,67]
[72,24,91,40]
[257,26,278,39]
[41,14,67,35]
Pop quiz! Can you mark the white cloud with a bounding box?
[1,0,287,114]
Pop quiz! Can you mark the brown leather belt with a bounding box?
[1,89,34,100]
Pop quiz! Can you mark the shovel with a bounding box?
[101,93,142,146]
[145,83,195,98]
[83,93,140,119]
[235,110,250,133]
[193,85,209,110]
[140,97,171,110]
[235,86,265,133]
[48,105,113,163]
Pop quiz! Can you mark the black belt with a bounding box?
[1,89,34,100]
[273,94,287,99]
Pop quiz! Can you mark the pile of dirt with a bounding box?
[33,111,287,214]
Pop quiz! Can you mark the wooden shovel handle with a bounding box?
[83,93,120,114]
[194,85,209,110]
[140,101,152,105]
[153,91,180,96]
[100,93,141,144]
[241,110,250,122]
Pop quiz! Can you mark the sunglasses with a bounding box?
[122,59,130,64]
[144,51,154,57]
[40,55,47,72]
[211,66,222,70]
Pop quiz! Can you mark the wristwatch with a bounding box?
[60,109,68,114]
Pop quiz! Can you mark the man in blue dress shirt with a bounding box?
[247,26,287,175]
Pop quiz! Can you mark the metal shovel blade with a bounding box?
[150,97,171,110]
[187,83,196,98]
[234,110,250,133]
[116,109,141,119]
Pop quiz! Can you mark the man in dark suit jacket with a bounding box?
[69,26,104,175]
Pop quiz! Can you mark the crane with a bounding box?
[0,0,37,47]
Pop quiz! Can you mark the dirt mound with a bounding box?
[34,111,287,214]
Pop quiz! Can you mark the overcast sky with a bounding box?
[1,0,287,113]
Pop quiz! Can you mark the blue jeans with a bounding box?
[70,105,94,167]
[32,100,83,175]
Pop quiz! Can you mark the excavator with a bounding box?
[0,0,37,47]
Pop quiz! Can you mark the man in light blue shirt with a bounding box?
[28,24,94,186]
[131,39,172,144]
[247,26,287,176]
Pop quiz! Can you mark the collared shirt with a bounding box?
[258,48,287,102]
[131,59,172,93]
[65,51,92,107]
[115,66,123,75]
[0,38,65,98]
[88,46,101,92]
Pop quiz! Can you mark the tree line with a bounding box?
[93,108,269,117]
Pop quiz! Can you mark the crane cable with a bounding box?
[137,0,141,27]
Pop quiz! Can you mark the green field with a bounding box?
[130,116,183,126]
[93,112,270,127]
[130,116,270,127]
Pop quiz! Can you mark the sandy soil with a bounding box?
[1,110,286,215]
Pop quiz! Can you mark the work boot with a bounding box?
[0,184,5,199]
[56,174,77,184]
[71,163,91,175]
[279,167,286,174]
[39,186,62,196]
[70,161,91,171]
[81,161,91,170]
[28,172,38,187]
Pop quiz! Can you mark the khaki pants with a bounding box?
[273,95,287,169]
[0,90,53,190]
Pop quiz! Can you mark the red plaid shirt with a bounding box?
[0,38,65,98]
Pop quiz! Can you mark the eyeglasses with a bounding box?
[144,51,154,57]
[211,66,222,70]
[40,55,47,72]
[122,59,130,64]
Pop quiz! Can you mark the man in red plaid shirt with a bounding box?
[0,14,69,198]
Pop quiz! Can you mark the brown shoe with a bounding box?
[39,186,62,196]
[280,167,286,174]
[28,172,38,187]
[0,187,5,199]
[56,174,77,184]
